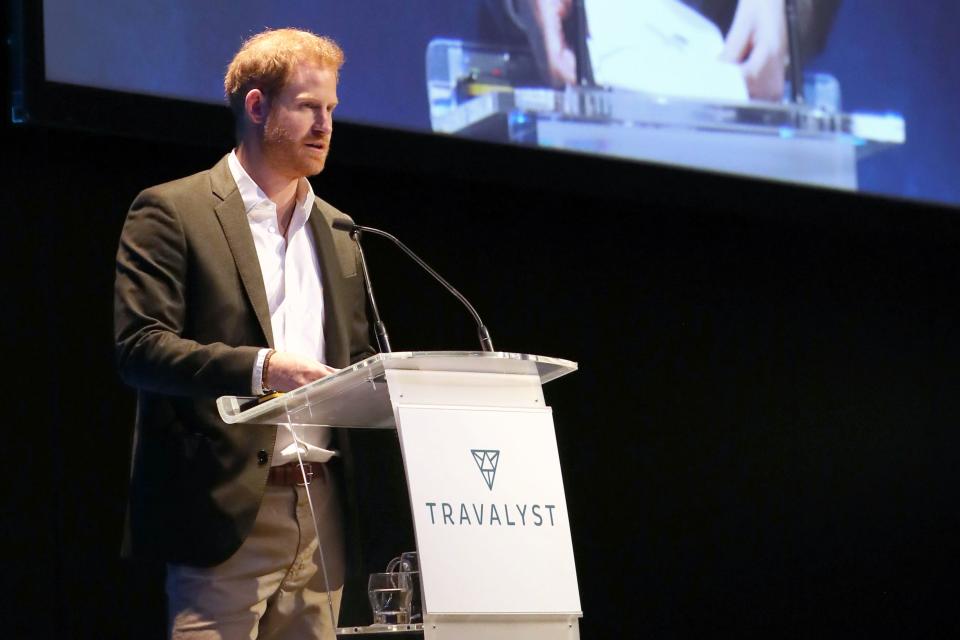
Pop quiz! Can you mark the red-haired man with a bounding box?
[115,28,373,639]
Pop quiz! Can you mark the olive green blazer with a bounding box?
[114,155,372,568]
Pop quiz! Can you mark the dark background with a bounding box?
[4,13,960,640]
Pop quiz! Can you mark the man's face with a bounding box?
[261,62,338,179]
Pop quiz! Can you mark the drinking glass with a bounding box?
[368,572,413,625]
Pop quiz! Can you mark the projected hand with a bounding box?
[527,0,577,87]
[265,351,339,392]
[721,0,788,101]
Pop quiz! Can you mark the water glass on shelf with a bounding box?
[368,571,413,625]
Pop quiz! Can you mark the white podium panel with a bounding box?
[396,404,581,616]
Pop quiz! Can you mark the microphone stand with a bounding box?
[333,220,495,353]
[348,227,392,353]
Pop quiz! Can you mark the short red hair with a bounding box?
[224,28,344,133]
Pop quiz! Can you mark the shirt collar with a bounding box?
[228,149,315,220]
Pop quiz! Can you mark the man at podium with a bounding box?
[114,28,373,639]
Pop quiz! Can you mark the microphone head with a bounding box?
[331,218,358,232]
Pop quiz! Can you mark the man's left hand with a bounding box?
[720,0,788,101]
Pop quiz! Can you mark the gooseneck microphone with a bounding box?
[337,221,391,353]
[785,0,805,104]
[332,219,495,352]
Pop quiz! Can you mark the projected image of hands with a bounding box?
[510,0,837,103]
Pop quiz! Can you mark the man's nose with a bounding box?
[314,112,333,134]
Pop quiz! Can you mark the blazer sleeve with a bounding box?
[114,189,260,397]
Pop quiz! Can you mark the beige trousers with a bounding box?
[167,476,345,640]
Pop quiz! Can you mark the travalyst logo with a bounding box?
[471,449,500,491]
[423,448,556,527]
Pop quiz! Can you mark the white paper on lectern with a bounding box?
[396,404,581,615]
[585,0,748,102]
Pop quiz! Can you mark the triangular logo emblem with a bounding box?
[471,449,500,491]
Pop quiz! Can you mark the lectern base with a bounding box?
[336,616,581,639]
[337,623,422,637]
[423,614,580,640]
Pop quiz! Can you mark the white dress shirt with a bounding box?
[228,150,334,465]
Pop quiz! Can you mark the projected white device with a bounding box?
[219,351,582,639]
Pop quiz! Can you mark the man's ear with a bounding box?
[244,89,269,126]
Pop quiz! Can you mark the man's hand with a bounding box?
[265,351,339,392]
[720,0,788,101]
[526,0,577,87]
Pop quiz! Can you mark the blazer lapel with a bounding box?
[210,156,275,348]
[308,202,349,366]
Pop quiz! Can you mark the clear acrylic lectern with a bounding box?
[219,351,582,640]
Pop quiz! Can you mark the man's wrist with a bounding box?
[251,347,273,395]
[262,349,277,393]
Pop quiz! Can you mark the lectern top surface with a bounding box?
[217,351,576,427]
[360,351,576,379]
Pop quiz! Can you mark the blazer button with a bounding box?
[257,449,269,466]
